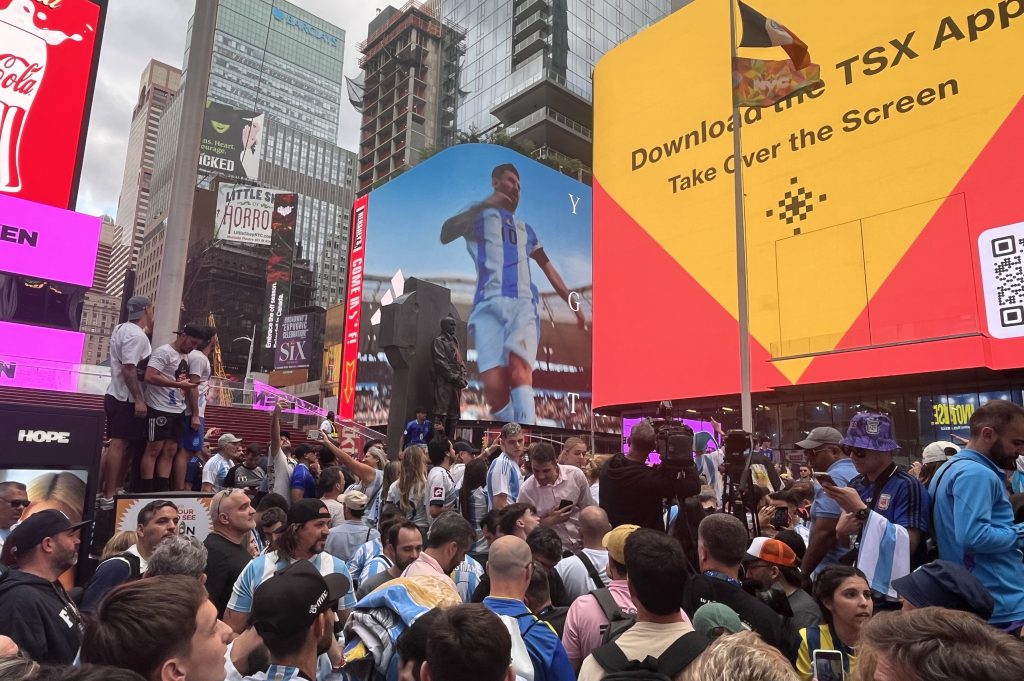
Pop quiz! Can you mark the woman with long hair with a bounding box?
[795,565,874,681]
[458,457,490,554]
[386,446,429,534]
[558,437,589,469]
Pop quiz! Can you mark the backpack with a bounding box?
[592,587,636,645]
[496,612,544,681]
[592,631,709,681]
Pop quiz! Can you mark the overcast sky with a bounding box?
[77,0,385,218]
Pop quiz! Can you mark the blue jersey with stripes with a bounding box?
[486,453,522,510]
[466,207,542,305]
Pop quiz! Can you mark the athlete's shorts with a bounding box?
[179,415,205,452]
[104,394,147,441]
[469,297,540,373]
[147,408,183,443]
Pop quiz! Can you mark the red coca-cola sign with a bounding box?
[0,0,105,210]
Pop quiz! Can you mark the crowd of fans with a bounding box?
[2,391,1024,681]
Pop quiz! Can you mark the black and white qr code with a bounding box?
[980,223,1024,339]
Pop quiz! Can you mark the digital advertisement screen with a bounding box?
[0,321,84,391]
[0,0,105,210]
[0,193,101,286]
[340,144,592,429]
[593,1,1024,409]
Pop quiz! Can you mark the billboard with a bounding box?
[275,312,312,369]
[593,1,1024,408]
[214,184,292,246]
[0,193,101,286]
[339,144,592,429]
[0,321,83,391]
[199,100,264,182]
[0,0,105,210]
[260,192,297,368]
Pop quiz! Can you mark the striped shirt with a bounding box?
[466,207,542,304]
[348,538,383,585]
[486,453,522,510]
[227,550,356,614]
[453,554,484,603]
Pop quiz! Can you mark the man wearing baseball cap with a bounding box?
[224,499,355,634]
[824,412,930,568]
[324,490,378,564]
[243,561,348,681]
[203,433,244,493]
[0,510,89,664]
[140,322,208,493]
[743,538,821,629]
[795,426,857,577]
[100,294,154,505]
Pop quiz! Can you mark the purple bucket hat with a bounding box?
[841,412,900,451]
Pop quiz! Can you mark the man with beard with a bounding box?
[356,521,424,599]
[81,499,180,612]
[930,399,1024,632]
[243,561,347,681]
[0,510,90,664]
[224,499,356,634]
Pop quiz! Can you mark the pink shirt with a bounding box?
[518,464,594,550]
[401,550,457,590]
[561,580,692,666]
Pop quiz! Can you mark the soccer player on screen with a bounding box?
[440,163,585,424]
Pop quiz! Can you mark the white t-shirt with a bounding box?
[106,322,151,402]
[143,344,189,413]
[203,453,232,491]
[426,465,458,521]
[556,548,611,601]
[320,419,336,434]
[266,448,296,499]
[185,350,212,417]
[323,498,346,528]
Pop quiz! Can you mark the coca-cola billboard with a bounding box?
[0,0,105,210]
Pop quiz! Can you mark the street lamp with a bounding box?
[233,323,257,402]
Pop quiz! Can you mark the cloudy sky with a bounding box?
[77,0,384,218]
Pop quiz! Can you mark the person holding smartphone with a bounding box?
[796,427,857,579]
[518,442,594,552]
[795,566,873,681]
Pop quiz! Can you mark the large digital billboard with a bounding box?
[0,193,101,286]
[0,0,106,210]
[593,1,1024,409]
[0,321,84,391]
[199,101,264,182]
[340,144,592,429]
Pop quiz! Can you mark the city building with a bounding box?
[146,0,356,312]
[90,216,116,296]
[440,0,672,179]
[107,60,182,300]
[354,1,465,194]
[80,293,121,366]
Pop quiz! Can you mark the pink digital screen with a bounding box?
[0,321,84,392]
[0,193,101,287]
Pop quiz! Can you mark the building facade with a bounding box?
[440,0,670,177]
[80,293,122,366]
[107,60,182,299]
[355,1,465,194]
[90,216,116,296]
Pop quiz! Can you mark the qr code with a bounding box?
[979,222,1024,339]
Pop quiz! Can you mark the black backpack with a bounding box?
[592,631,709,681]
[592,587,636,645]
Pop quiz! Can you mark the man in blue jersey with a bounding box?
[441,163,585,424]
[402,407,432,449]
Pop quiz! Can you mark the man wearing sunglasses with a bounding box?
[0,482,30,553]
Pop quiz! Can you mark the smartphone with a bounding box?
[772,507,790,528]
[558,499,573,511]
[306,429,322,441]
[812,649,844,681]
[812,472,837,487]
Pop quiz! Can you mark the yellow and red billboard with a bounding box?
[593,0,1024,408]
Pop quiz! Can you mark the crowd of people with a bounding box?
[2,389,1024,681]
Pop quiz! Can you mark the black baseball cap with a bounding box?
[287,499,330,526]
[454,440,480,455]
[174,323,210,340]
[7,509,91,557]
[252,561,349,637]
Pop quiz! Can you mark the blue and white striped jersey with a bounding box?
[465,207,542,305]
[227,550,356,614]
[485,453,522,510]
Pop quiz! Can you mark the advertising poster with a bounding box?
[260,192,297,368]
[0,193,101,286]
[115,495,212,542]
[198,100,264,182]
[0,0,105,210]
[593,0,1024,409]
[214,184,292,246]
[917,390,1024,444]
[0,321,84,391]
[341,144,592,429]
[274,312,311,369]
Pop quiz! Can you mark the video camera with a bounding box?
[652,402,696,473]
[722,428,755,467]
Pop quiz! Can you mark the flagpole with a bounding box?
[729,0,754,434]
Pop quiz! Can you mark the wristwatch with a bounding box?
[853,508,870,521]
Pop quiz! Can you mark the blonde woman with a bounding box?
[559,437,589,469]
[101,530,139,560]
[386,446,429,535]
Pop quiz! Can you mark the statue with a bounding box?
[432,315,467,436]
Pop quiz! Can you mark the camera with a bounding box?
[723,429,754,467]
[652,402,696,474]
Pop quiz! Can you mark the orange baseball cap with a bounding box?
[745,537,798,568]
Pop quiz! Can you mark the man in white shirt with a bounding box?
[518,442,594,551]
[204,434,244,493]
[100,295,154,504]
[140,324,207,493]
[174,327,215,491]
[486,422,526,510]
[555,506,612,601]
[427,437,459,523]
